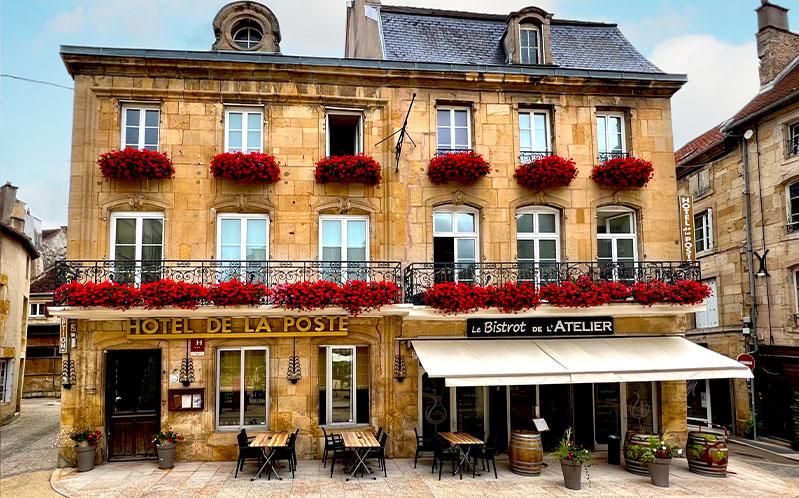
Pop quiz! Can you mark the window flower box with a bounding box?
[54,281,139,309]
[428,151,491,185]
[206,280,269,306]
[591,157,654,189]
[314,154,382,185]
[139,279,207,309]
[514,155,578,190]
[631,280,711,306]
[210,152,281,184]
[98,148,174,181]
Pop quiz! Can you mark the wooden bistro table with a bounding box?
[250,432,290,481]
[439,432,484,479]
[341,431,381,481]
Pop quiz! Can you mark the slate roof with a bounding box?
[379,6,662,74]
[675,125,726,167]
[30,266,57,295]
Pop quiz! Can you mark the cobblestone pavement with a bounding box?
[52,453,799,497]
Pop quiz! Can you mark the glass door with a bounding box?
[593,383,621,448]
[421,373,450,437]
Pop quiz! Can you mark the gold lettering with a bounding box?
[283,317,295,332]
[327,316,335,329]
[128,319,141,335]
[296,317,312,332]
[313,316,326,332]
[184,318,192,333]
[171,318,183,334]
[339,316,348,331]
[208,318,221,333]
[221,317,232,333]
[141,318,159,335]
[158,318,170,333]
[254,317,271,333]
[244,317,254,333]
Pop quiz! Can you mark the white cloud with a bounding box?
[649,35,759,148]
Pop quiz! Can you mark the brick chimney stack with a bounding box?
[757,1,799,85]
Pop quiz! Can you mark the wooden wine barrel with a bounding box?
[509,430,544,476]
[623,431,658,475]
[687,431,728,477]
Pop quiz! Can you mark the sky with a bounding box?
[0,0,778,228]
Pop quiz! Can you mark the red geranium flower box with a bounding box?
[487,282,540,313]
[631,280,711,306]
[539,276,612,308]
[139,279,207,309]
[210,152,281,183]
[428,151,491,185]
[54,281,139,309]
[98,148,174,181]
[591,157,654,189]
[315,155,382,185]
[207,280,269,306]
[271,281,340,311]
[336,280,401,315]
[422,282,489,314]
[514,155,578,190]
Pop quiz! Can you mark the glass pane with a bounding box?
[455,386,484,436]
[517,240,535,260]
[322,247,341,262]
[434,212,452,233]
[228,130,242,150]
[347,220,367,249]
[141,245,162,261]
[243,350,267,426]
[539,239,557,260]
[246,219,267,247]
[218,350,242,427]
[115,219,136,244]
[456,238,475,260]
[436,109,450,127]
[534,114,547,149]
[687,380,710,422]
[246,246,267,261]
[142,219,163,245]
[520,130,532,150]
[144,110,159,127]
[125,127,139,147]
[594,383,621,445]
[598,239,612,259]
[126,109,140,126]
[617,239,635,259]
[626,382,654,432]
[456,213,474,233]
[144,127,158,147]
[247,131,261,150]
[321,220,341,246]
[347,247,366,262]
[455,128,468,147]
[520,30,529,47]
[221,246,240,260]
[510,385,536,431]
[519,113,531,130]
[597,117,607,153]
[247,113,261,131]
[609,117,623,152]
[221,219,241,246]
[330,348,353,423]
[454,110,468,127]
[517,214,533,233]
[538,213,556,233]
[115,245,136,262]
[422,374,450,436]
[228,112,242,130]
[608,214,632,234]
[437,127,451,148]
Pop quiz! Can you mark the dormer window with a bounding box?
[232,20,263,50]
[519,26,540,64]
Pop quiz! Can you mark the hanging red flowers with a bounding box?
[54,281,139,309]
[422,282,489,314]
[428,151,491,185]
[591,157,654,189]
[315,155,382,185]
[270,280,340,310]
[206,280,270,306]
[539,276,612,307]
[336,281,401,315]
[210,152,281,183]
[487,282,540,313]
[139,279,207,309]
[97,148,174,181]
[514,155,578,190]
[631,279,711,306]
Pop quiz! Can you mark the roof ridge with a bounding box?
[758,52,799,94]
[380,4,616,27]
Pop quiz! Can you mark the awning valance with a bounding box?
[412,336,753,387]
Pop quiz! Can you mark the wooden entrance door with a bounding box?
[106,349,161,460]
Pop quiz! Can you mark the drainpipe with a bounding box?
[741,129,759,440]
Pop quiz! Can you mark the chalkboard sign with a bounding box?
[466,317,614,338]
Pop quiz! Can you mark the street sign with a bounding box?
[737,353,755,370]
[190,338,205,356]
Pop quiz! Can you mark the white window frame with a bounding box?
[787,181,799,232]
[788,123,799,157]
[694,209,714,254]
[516,207,560,284]
[794,269,799,314]
[596,207,638,262]
[596,112,627,155]
[216,214,270,261]
[120,104,160,151]
[215,346,270,431]
[519,25,541,65]
[109,212,165,261]
[318,215,370,262]
[224,107,263,153]
[436,107,472,151]
[0,360,11,403]
[695,278,719,329]
[322,345,358,426]
[29,302,46,318]
[433,206,480,264]
[325,109,364,156]
[518,110,551,157]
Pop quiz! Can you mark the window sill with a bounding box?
[696,249,715,258]
[693,189,713,201]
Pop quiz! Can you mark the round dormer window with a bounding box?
[232,20,263,50]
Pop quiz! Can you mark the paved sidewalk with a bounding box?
[52,455,799,497]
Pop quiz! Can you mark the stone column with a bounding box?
[659,380,688,447]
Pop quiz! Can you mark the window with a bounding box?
[121,105,159,151]
[688,168,711,197]
[794,269,799,314]
[519,110,551,162]
[516,207,559,284]
[232,20,263,49]
[110,212,164,284]
[225,108,263,153]
[29,303,46,317]
[0,360,11,403]
[695,278,719,329]
[789,123,799,157]
[436,108,471,152]
[597,207,637,281]
[319,215,368,282]
[326,111,363,156]
[433,207,479,284]
[519,26,540,64]
[788,181,799,233]
[217,214,269,282]
[694,209,713,253]
[318,346,369,425]
[596,113,627,161]
[216,347,269,429]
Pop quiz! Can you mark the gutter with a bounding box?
[723,91,799,132]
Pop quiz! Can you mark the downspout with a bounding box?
[753,126,774,344]
[741,129,759,439]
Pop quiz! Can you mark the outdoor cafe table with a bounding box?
[438,432,484,478]
[249,432,290,481]
[341,431,381,481]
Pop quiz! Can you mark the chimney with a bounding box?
[0,182,18,225]
[756,1,799,85]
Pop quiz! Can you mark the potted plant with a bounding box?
[153,428,184,469]
[643,438,681,487]
[514,155,577,190]
[69,428,103,472]
[427,151,491,185]
[590,156,654,189]
[210,152,281,183]
[314,154,382,185]
[553,428,590,490]
[97,148,175,181]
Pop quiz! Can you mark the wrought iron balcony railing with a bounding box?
[597,151,630,162]
[435,147,473,157]
[519,150,553,163]
[403,260,701,304]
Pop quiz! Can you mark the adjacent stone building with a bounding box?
[676,0,799,442]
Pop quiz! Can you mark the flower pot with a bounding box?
[75,444,97,472]
[560,459,583,490]
[156,442,177,469]
[648,458,671,487]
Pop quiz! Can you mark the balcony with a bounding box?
[518,150,552,163]
[434,147,473,157]
[597,151,630,162]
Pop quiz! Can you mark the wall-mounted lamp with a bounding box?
[394,340,410,382]
[287,338,302,384]
[754,249,770,278]
[61,358,76,389]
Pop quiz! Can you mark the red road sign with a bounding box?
[737,353,755,370]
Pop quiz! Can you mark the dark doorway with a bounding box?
[573,383,595,449]
[327,113,361,156]
[539,384,572,450]
[106,349,161,460]
[488,386,508,453]
[421,373,450,438]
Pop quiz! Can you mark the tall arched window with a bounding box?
[516,207,560,284]
[596,206,638,281]
[787,180,799,233]
[433,206,479,283]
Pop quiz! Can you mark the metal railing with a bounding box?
[435,147,474,157]
[403,260,701,304]
[787,136,799,157]
[519,150,553,163]
[597,151,630,162]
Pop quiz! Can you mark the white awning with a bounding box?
[412,336,753,387]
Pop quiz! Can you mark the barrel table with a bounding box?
[508,430,544,476]
[687,431,728,477]
[623,431,658,475]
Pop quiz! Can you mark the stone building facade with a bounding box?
[676,0,799,442]
[53,1,751,466]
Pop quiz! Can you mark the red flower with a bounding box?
[210,152,281,183]
[422,282,489,314]
[139,279,207,309]
[514,155,577,190]
[631,280,711,306]
[315,155,382,185]
[336,280,401,315]
[97,148,174,181]
[207,280,269,306]
[591,157,654,189]
[600,280,632,301]
[55,281,139,309]
[428,152,491,185]
[271,281,340,310]
[539,276,612,307]
[487,282,540,313]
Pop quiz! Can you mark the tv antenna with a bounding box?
[376,93,417,172]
